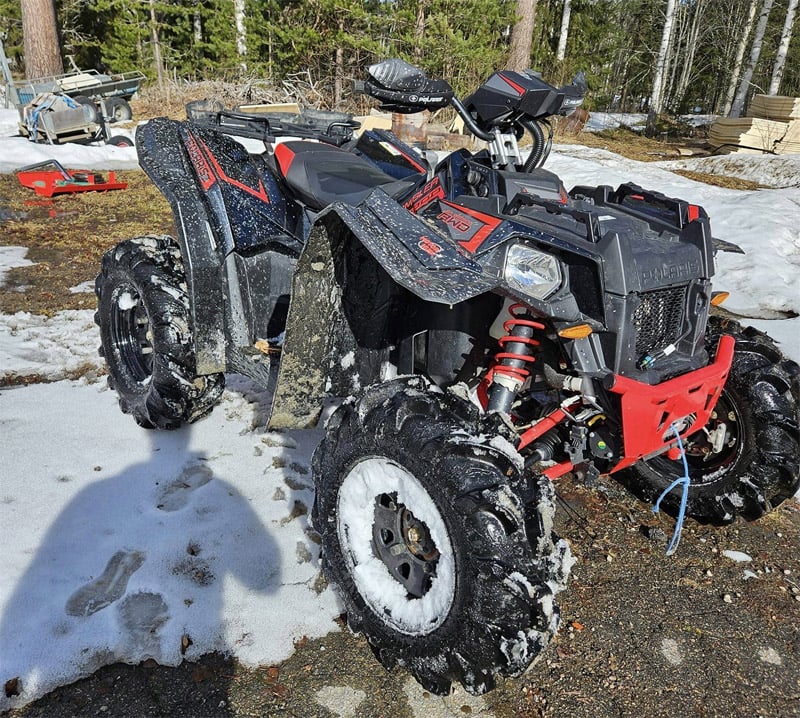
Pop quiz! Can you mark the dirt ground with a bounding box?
[2,127,798,717]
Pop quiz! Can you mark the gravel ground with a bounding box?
[7,474,799,718]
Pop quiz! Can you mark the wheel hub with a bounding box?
[672,390,742,482]
[371,492,440,599]
[110,286,153,383]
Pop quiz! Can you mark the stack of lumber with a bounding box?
[748,95,800,122]
[709,95,800,154]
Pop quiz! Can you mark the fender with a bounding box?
[137,119,228,374]
[267,188,504,429]
[327,188,499,304]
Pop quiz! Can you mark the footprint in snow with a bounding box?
[118,592,170,657]
[65,549,145,617]
[156,464,213,511]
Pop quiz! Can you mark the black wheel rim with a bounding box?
[371,492,439,599]
[110,285,153,383]
[649,389,745,486]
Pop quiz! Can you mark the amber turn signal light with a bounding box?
[557,323,593,339]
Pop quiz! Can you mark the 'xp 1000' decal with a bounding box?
[434,201,502,254]
[404,178,445,213]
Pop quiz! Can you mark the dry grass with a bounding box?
[0,172,173,315]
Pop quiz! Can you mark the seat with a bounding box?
[273,141,414,210]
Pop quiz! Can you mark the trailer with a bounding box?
[1,39,144,122]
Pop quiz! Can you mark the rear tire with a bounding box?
[312,377,573,695]
[95,235,224,429]
[620,317,800,523]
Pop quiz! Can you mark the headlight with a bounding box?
[503,244,562,300]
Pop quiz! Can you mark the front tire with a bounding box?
[621,317,800,523]
[95,235,224,429]
[312,377,573,695]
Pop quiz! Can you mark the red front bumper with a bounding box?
[608,335,735,472]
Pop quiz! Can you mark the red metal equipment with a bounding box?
[16,160,127,197]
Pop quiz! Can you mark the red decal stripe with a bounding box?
[441,200,502,253]
[199,140,270,202]
[499,72,527,96]
[274,143,296,178]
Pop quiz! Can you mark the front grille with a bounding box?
[633,286,686,356]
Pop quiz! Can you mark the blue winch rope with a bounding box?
[652,422,691,556]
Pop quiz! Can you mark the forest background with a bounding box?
[1,0,799,124]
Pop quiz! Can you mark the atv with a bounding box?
[95,58,800,695]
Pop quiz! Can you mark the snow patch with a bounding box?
[660,638,683,666]
[758,647,782,666]
[69,280,96,294]
[0,246,34,286]
[117,291,137,310]
[314,685,367,718]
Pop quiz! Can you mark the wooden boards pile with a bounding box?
[710,95,800,154]
[748,94,800,122]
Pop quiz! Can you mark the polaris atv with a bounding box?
[95,58,800,696]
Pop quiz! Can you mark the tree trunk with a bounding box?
[556,0,572,62]
[148,0,165,90]
[647,0,678,135]
[234,0,247,70]
[663,2,684,110]
[20,0,62,78]
[506,0,537,71]
[414,1,425,62]
[721,0,759,115]
[730,0,775,117]
[334,18,344,107]
[768,0,798,95]
[674,0,706,110]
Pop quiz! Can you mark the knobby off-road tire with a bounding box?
[95,235,224,429]
[621,316,800,524]
[312,377,573,695]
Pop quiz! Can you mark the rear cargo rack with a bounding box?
[185,100,360,146]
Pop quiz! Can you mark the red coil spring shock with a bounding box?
[478,303,545,413]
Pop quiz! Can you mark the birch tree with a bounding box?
[647,0,678,135]
[148,0,164,89]
[673,0,707,110]
[721,0,759,115]
[21,0,62,78]
[556,0,572,62]
[506,0,537,71]
[234,0,247,70]
[768,0,798,95]
[730,0,775,117]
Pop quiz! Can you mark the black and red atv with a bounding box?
[95,59,800,695]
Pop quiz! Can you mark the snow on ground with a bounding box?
[0,109,139,173]
[583,111,716,133]
[0,377,340,711]
[656,154,800,189]
[1,121,799,710]
[0,246,34,286]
